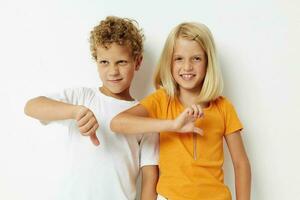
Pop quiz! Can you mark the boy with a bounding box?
[24,16,158,200]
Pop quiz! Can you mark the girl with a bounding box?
[111,22,251,200]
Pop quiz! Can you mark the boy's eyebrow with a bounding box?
[115,59,129,63]
[96,57,107,60]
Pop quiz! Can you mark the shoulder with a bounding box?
[212,96,239,117]
[212,96,235,111]
[214,96,232,106]
[151,88,167,96]
[65,87,97,101]
[140,88,167,107]
[151,88,168,99]
[77,87,96,94]
[141,88,169,103]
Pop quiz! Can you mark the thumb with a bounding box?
[194,127,204,136]
[90,133,100,146]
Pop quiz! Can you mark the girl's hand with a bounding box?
[173,104,204,135]
[73,105,100,146]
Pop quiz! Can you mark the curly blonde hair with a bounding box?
[90,16,144,60]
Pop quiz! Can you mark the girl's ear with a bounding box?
[135,55,143,71]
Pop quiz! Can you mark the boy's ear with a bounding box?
[135,55,143,71]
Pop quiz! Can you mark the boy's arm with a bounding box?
[24,96,79,121]
[225,132,251,200]
[24,96,100,146]
[110,104,203,135]
[140,165,158,200]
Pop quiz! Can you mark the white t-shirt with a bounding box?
[43,87,159,200]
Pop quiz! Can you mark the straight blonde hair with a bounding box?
[154,22,223,103]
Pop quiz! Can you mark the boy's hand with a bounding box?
[173,104,204,135]
[73,105,100,146]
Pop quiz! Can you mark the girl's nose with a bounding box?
[183,61,193,71]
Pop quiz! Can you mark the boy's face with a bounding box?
[96,43,141,100]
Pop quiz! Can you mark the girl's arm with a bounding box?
[225,132,251,200]
[110,104,203,135]
[140,165,159,200]
[24,96,100,145]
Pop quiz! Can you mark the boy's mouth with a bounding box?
[108,78,123,83]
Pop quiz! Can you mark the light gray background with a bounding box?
[0,0,299,199]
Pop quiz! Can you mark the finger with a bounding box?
[75,107,89,121]
[79,117,97,135]
[186,107,194,116]
[196,104,204,118]
[85,123,99,136]
[90,133,100,146]
[191,104,199,118]
[77,111,93,127]
[194,127,204,136]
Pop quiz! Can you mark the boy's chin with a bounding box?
[108,87,128,94]
[101,85,130,96]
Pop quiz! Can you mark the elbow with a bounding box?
[24,99,33,116]
[110,114,120,132]
[24,96,42,117]
[233,158,251,173]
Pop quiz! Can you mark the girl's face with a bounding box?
[172,37,207,94]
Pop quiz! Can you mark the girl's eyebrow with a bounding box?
[173,53,205,57]
[173,54,182,57]
[193,54,205,57]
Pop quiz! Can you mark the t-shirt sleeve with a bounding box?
[221,97,243,135]
[139,89,164,118]
[139,133,159,167]
[40,88,83,126]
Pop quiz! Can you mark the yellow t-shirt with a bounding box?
[140,89,243,200]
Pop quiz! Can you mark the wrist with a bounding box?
[163,120,177,132]
[71,105,83,119]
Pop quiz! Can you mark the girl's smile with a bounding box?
[172,37,207,94]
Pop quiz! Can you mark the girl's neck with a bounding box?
[178,87,209,108]
[178,88,199,107]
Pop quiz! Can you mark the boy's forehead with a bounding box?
[96,43,134,58]
[97,42,131,50]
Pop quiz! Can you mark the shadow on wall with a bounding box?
[131,45,158,100]
[219,52,261,200]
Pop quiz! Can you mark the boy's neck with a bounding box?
[99,87,134,101]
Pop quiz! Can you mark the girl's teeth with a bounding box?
[181,74,194,80]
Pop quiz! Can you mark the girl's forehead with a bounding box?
[174,38,205,53]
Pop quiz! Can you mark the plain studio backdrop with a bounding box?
[0,0,299,199]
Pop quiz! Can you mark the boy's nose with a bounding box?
[109,66,120,75]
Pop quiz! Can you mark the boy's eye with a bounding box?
[99,60,109,65]
[117,60,128,65]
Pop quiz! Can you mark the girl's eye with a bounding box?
[174,57,183,61]
[193,56,201,61]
